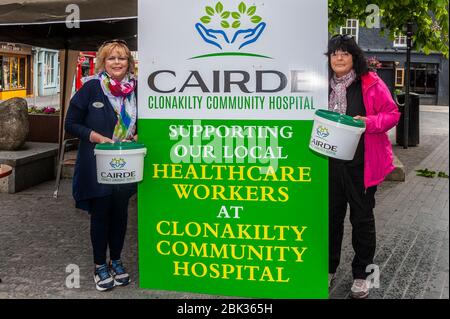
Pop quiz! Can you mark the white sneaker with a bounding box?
[328,273,336,288]
[351,279,370,299]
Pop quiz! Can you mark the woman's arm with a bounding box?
[65,83,113,144]
[363,82,401,134]
[65,99,93,142]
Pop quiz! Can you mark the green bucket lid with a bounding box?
[315,109,365,128]
[95,141,146,151]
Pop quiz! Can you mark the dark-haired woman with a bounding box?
[326,34,400,298]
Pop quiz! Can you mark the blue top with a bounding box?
[65,79,137,211]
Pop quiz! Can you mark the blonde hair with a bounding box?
[95,41,135,74]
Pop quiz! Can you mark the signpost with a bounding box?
[138,0,329,298]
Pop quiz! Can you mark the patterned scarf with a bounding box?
[329,69,356,114]
[98,71,137,142]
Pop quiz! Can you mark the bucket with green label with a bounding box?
[309,109,365,160]
[94,142,147,184]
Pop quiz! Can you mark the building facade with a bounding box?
[33,47,60,97]
[341,19,449,106]
[0,42,33,100]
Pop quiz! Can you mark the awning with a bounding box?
[0,0,137,50]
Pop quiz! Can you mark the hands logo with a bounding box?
[110,158,126,169]
[193,1,271,59]
[316,126,330,139]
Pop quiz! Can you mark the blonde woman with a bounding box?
[65,40,137,291]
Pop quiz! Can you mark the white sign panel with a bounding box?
[138,0,328,120]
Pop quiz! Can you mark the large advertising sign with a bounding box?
[138,0,329,298]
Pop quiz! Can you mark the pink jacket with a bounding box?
[361,72,401,189]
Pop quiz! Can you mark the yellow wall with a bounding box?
[0,90,27,100]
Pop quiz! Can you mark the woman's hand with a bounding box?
[353,115,367,122]
[89,131,114,144]
[121,135,138,143]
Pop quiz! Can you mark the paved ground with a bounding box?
[0,105,448,299]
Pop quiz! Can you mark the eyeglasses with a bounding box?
[101,39,128,47]
[106,56,128,63]
[330,51,351,58]
[330,34,353,41]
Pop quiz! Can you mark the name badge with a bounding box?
[92,102,104,109]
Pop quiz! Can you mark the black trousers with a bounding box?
[329,160,377,279]
[89,186,132,265]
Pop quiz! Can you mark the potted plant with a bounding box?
[367,56,382,72]
[27,105,60,143]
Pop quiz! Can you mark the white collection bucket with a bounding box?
[309,110,366,160]
[94,142,147,184]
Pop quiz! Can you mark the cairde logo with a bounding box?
[110,158,126,169]
[316,126,330,139]
[193,1,270,59]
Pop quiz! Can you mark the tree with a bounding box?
[328,0,449,58]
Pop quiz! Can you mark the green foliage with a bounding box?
[328,0,449,58]
[416,168,449,178]
[438,171,449,178]
[416,168,436,178]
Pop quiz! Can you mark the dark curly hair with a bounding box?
[326,35,369,79]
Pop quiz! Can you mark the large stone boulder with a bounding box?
[0,98,29,150]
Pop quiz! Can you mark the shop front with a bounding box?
[0,42,32,100]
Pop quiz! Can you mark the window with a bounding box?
[44,52,57,86]
[394,34,407,48]
[11,57,19,89]
[0,55,27,91]
[340,19,359,43]
[395,68,404,87]
[19,57,25,88]
[1,57,9,90]
[409,63,438,95]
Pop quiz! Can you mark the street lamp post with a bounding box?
[403,22,413,149]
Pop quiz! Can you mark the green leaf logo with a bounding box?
[247,6,256,16]
[221,20,230,28]
[199,2,264,28]
[215,2,224,14]
[205,6,215,16]
[238,2,246,14]
[232,12,241,19]
[200,16,211,24]
[251,15,262,23]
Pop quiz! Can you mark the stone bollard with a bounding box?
[0,97,29,150]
